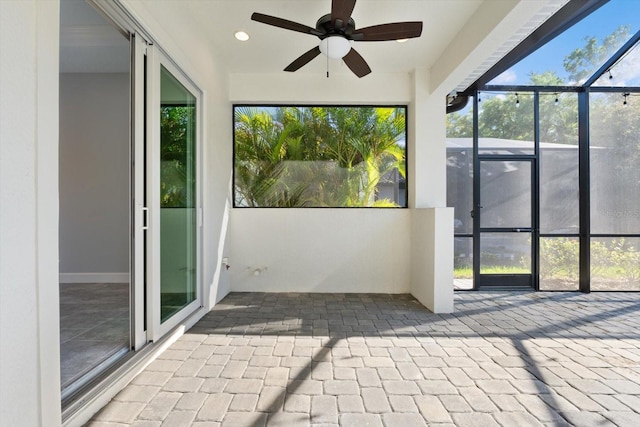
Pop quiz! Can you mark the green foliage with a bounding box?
[482,266,530,274]
[563,25,631,83]
[447,83,582,146]
[234,106,406,207]
[590,93,640,169]
[161,105,196,207]
[480,92,535,140]
[446,109,473,138]
[446,26,633,143]
[537,238,640,284]
[539,238,579,280]
[453,266,473,279]
[591,239,640,284]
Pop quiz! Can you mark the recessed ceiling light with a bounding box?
[396,38,409,43]
[234,31,250,41]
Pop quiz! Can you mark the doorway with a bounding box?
[476,159,535,288]
[59,0,203,405]
[59,0,131,400]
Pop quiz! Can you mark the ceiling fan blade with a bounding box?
[331,0,357,30]
[343,48,371,78]
[284,46,322,72]
[352,22,423,41]
[251,12,322,36]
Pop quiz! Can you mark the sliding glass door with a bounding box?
[59,0,132,402]
[147,52,202,339]
[61,1,202,410]
[159,65,198,322]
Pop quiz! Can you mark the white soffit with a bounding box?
[454,0,570,92]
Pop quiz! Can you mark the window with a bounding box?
[233,105,407,208]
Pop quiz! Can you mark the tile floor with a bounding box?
[60,283,130,391]
[88,291,640,426]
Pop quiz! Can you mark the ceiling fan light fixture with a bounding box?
[234,31,250,41]
[396,38,409,43]
[319,36,351,59]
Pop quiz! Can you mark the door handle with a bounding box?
[470,205,483,218]
[142,207,149,230]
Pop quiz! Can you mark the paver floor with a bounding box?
[88,291,640,426]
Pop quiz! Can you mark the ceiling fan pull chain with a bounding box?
[327,42,330,78]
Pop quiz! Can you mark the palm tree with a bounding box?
[234,106,407,207]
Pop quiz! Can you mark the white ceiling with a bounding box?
[180,0,485,76]
[61,0,568,89]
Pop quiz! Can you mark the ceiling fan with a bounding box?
[251,0,423,78]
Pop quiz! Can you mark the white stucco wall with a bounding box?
[230,72,412,104]
[228,71,453,308]
[0,1,61,426]
[411,208,455,313]
[59,73,130,282]
[230,209,411,293]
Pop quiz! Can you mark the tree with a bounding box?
[234,106,407,208]
[161,105,196,207]
[563,25,631,83]
[234,107,308,207]
[447,25,633,144]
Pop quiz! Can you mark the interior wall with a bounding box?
[59,73,130,282]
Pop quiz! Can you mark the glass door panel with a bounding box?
[480,161,531,228]
[59,0,132,403]
[159,65,198,323]
[480,232,532,274]
[477,159,534,288]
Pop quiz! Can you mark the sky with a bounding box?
[491,0,640,86]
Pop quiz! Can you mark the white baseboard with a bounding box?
[59,273,129,284]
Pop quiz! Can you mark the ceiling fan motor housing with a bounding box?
[315,14,358,39]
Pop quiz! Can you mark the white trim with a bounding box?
[146,43,161,341]
[37,0,63,424]
[147,48,204,341]
[59,273,129,284]
[132,32,147,351]
[93,0,204,92]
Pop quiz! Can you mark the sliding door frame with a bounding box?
[132,32,148,350]
[146,48,204,342]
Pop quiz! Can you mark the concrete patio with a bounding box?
[88,291,640,426]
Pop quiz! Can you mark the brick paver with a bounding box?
[88,291,640,426]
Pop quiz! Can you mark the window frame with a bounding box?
[232,104,409,209]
